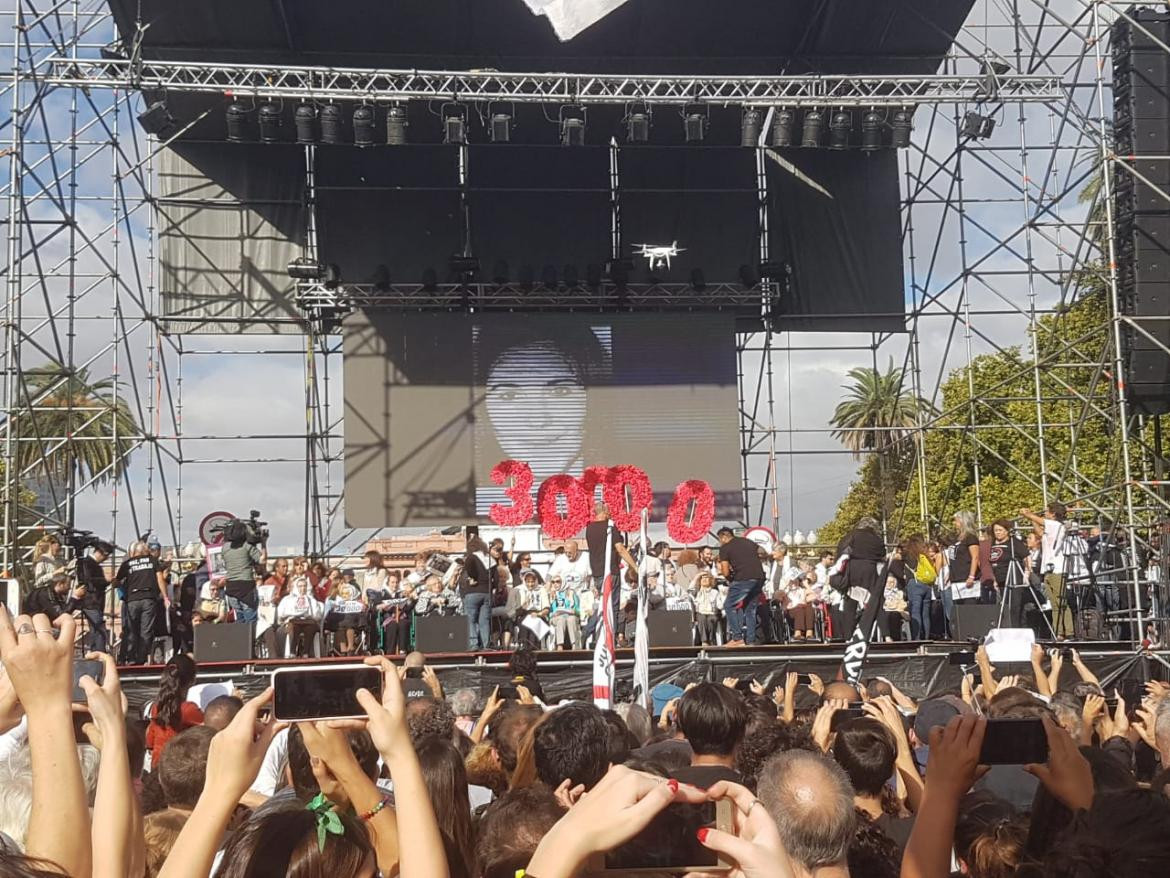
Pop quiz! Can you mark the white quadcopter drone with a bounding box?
[633,241,685,270]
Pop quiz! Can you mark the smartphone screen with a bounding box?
[734,679,756,694]
[272,665,383,721]
[72,659,105,703]
[948,650,976,666]
[978,718,1048,765]
[597,800,730,873]
[497,684,520,701]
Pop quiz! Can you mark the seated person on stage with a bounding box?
[785,570,819,642]
[193,575,232,625]
[24,572,84,627]
[323,575,367,656]
[692,572,721,646]
[491,569,525,650]
[377,578,415,655]
[413,573,460,617]
[276,574,324,657]
[550,577,582,650]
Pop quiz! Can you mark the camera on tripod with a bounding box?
[60,527,104,553]
[220,510,269,546]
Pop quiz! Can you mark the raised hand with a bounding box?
[925,714,986,799]
[811,698,847,752]
[0,608,75,716]
[80,652,127,750]
[203,688,286,802]
[1025,715,1093,811]
[807,673,824,697]
[722,677,740,690]
[688,780,797,878]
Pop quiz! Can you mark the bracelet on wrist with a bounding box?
[358,796,391,821]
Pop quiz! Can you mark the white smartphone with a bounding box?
[271,664,383,722]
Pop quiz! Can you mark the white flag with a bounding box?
[592,526,616,708]
[633,509,651,709]
[520,0,632,41]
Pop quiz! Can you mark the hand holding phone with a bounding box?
[978,717,1048,765]
[72,658,105,704]
[272,665,384,721]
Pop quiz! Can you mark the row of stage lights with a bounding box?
[221,101,915,149]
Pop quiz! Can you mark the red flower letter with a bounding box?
[666,480,716,544]
[488,460,534,527]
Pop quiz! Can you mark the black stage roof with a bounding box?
[108,0,976,76]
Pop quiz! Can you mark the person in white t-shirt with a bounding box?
[548,540,592,592]
[1021,501,1075,636]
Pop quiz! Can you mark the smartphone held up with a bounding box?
[271,664,383,722]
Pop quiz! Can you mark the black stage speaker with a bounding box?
[414,615,467,654]
[646,610,695,647]
[194,622,254,662]
[1114,9,1170,415]
[952,604,1001,641]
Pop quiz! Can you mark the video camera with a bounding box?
[60,528,107,554]
[221,510,269,546]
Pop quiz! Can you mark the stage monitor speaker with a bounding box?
[194,622,254,662]
[952,604,1001,642]
[647,610,695,647]
[414,615,467,654]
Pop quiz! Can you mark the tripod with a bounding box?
[994,553,1056,641]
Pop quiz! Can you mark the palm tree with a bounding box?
[830,359,924,534]
[830,359,922,459]
[13,361,140,488]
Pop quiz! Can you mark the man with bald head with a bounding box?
[550,538,591,593]
[823,681,862,704]
[757,749,855,877]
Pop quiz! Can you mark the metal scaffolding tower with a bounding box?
[1,1,1166,650]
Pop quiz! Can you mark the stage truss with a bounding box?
[0,1,1167,645]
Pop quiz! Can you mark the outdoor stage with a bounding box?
[115,640,1170,713]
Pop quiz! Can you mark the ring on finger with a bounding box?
[746,799,762,816]
[35,628,53,635]
[16,623,34,636]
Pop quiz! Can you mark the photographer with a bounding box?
[220,515,267,623]
[24,572,84,625]
[74,539,114,653]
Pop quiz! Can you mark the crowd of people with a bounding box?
[2,604,1169,877]
[19,499,1166,665]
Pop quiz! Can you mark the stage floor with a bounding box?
[116,640,1169,711]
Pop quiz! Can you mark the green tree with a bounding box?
[13,362,140,487]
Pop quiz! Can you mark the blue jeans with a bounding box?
[724,579,764,643]
[940,587,956,639]
[125,598,157,665]
[907,578,933,641]
[226,591,258,623]
[463,592,491,651]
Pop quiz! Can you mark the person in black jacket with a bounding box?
[74,541,113,652]
[835,516,888,639]
[463,536,493,652]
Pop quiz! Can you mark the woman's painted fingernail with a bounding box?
[696,827,710,843]
[666,778,679,793]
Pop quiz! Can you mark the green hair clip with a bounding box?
[305,793,345,852]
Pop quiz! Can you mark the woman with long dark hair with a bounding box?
[416,738,474,878]
[902,534,936,641]
[145,654,202,767]
[217,800,375,878]
[462,536,492,652]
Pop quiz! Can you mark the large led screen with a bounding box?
[343,312,742,527]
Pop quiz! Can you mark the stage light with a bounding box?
[320,105,343,144]
[491,260,509,285]
[738,264,759,289]
[541,264,559,288]
[226,101,251,142]
[421,267,438,292]
[772,107,795,147]
[445,106,467,145]
[490,112,512,143]
[741,108,762,147]
[518,265,535,292]
[563,264,579,288]
[891,108,913,148]
[961,111,996,140]
[627,108,650,143]
[353,105,376,146]
[800,108,824,147]
[287,257,325,280]
[560,106,586,146]
[371,264,390,292]
[684,105,707,143]
[860,109,883,151]
[586,263,603,289]
[137,100,175,138]
[294,104,318,144]
[691,268,707,292]
[385,104,408,145]
[258,102,282,143]
[829,110,851,149]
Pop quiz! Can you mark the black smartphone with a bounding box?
[72,658,105,703]
[948,650,977,666]
[271,665,384,721]
[795,673,814,685]
[734,678,757,694]
[978,717,1048,765]
[588,799,732,874]
[830,706,866,732]
[404,666,423,679]
[497,684,520,701]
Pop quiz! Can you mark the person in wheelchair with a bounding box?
[193,575,232,625]
[323,573,368,656]
[277,574,324,657]
[413,574,461,618]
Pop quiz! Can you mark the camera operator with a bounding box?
[220,515,268,624]
[24,572,84,626]
[74,539,114,653]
